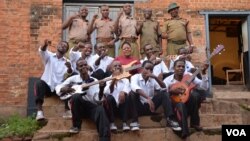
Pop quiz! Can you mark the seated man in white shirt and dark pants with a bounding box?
[129,60,181,131]
[104,61,131,132]
[56,58,110,141]
[163,59,209,139]
[35,39,73,121]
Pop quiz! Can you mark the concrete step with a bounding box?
[38,111,242,133]
[42,96,243,118]
[212,85,250,105]
[33,128,221,141]
[199,99,242,114]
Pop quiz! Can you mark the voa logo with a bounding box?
[226,129,246,136]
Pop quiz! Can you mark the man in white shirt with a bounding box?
[163,59,209,139]
[92,43,114,79]
[129,60,181,131]
[35,39,73,121]
[169,47,195,73]
[141,44,169,77]
[56,59,110,141]
[69,42,99,74]
[104,61,131,132]
[68,42,85,73]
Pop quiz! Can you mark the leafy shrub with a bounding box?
[0,115,41,139]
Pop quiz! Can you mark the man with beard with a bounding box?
[163,59,209,139]
[114,3,141,59]
[161,3,195,55]
[35,39,73,121]
[62,6,90,57]
[56,59,110,141]
[88,5,117,57]
[138,8,162,56]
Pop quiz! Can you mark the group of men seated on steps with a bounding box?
[34,38,209,141]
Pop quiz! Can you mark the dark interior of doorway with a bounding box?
[209,16,244,85]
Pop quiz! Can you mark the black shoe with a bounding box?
[69,127,80,133]
[190,125,203,131]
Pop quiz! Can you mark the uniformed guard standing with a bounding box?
[138,8,162,56]
[62,6,90,57]
[162,3,195,55]
[88,5,117,57]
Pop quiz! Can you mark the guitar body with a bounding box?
[170,74,196,103]
[60,84,87,100]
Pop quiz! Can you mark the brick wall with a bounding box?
[0,0,62,117]
[0,0,249,117]
[135,0,250,63]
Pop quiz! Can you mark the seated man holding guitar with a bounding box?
[55,58,110,141]
[129,60,181,131]
[163,59,209,139]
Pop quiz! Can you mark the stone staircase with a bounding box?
[32,85,250,141]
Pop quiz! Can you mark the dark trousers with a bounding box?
[130,90,174,122]
[35,79,55,105]
[106,95,129,123]
[35,79,70,110]
[174,89,205,136]
[71,94,110,141]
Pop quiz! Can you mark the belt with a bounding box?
[121,37,137,42]
[96,37,114,42]
[70,38,90,44]
[168,40,186,45]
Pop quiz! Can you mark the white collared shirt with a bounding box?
[39,49,69,92]
[141,57,169,76]
[93,56,114,72]
[69,48,81,72]
[69,49,99,73]
[104,76,131,106]
[163,72,209,91]
[55,75,100,104]
[130,74,161,104]
[169,55,195,72]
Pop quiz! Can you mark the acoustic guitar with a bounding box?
[170,44,224,103]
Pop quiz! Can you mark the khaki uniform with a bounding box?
[94,18,116,57]
[162,18,191,55]
[67,18,90,57]
[140,20,161,54]
[118,15,140,59]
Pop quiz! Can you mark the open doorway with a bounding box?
[209,16,247,86]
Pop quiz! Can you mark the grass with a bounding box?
[0,114,42,139]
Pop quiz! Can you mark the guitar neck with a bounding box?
[82,77,114,88]
[124,64,141,71]
[186,67,202,85]
[186,50,216,85]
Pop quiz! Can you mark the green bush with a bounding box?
[0,115,41,139]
